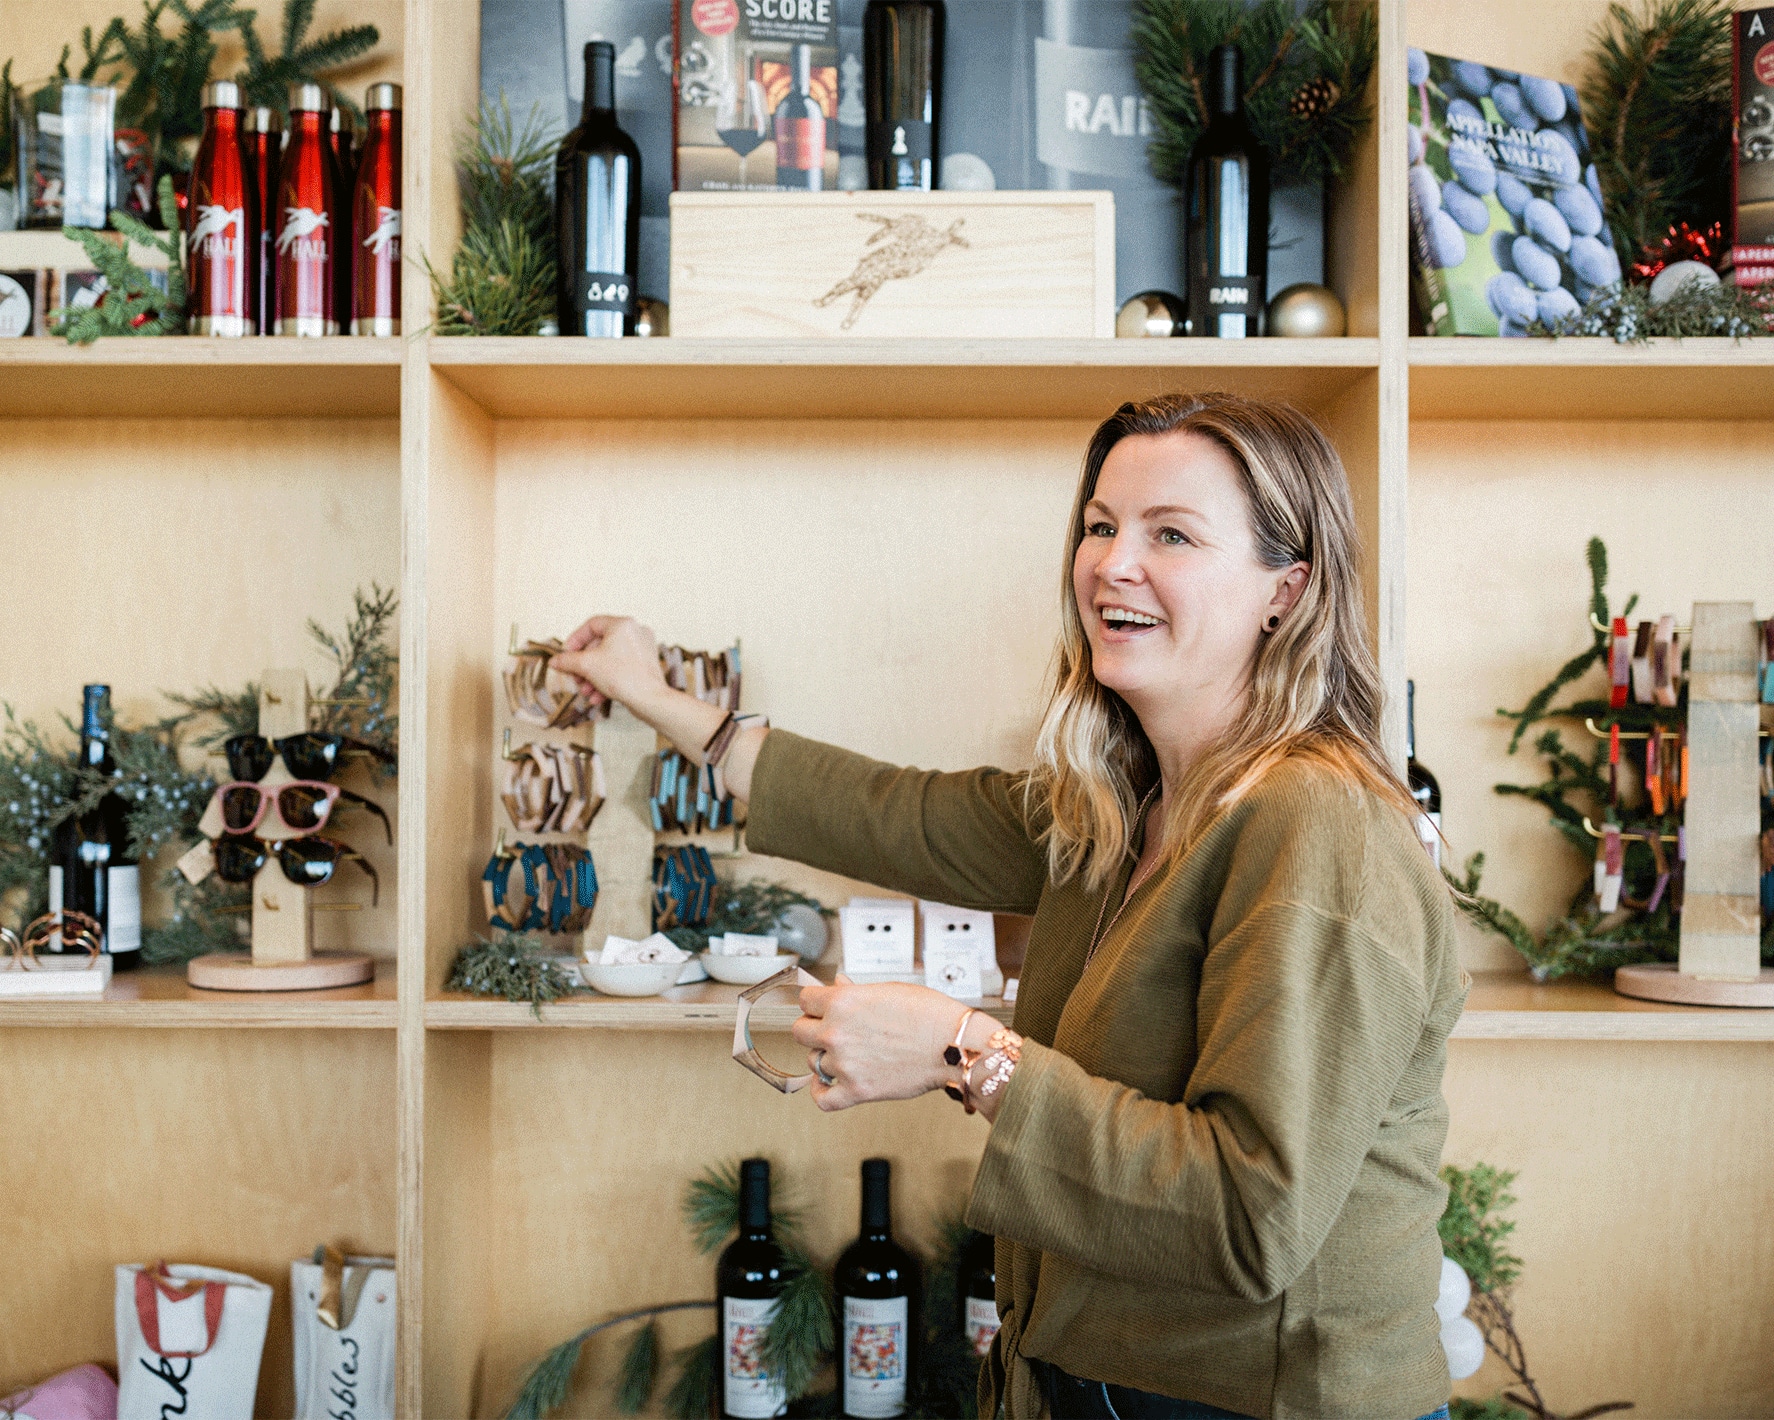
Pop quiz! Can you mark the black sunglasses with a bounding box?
[224,732,396,785]
[212,832,380,907]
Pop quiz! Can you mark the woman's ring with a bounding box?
[811,1050,837,1086]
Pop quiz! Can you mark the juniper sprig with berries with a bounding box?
[1131,0,1378,188]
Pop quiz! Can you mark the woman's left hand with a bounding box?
[792,979,973,1112]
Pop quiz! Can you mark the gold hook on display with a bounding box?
[1581,815,1679,846]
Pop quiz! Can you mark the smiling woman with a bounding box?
[550,392,1463,1420]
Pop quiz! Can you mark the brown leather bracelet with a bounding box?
[702,711,740,768]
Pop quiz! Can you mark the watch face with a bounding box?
[0,273,32,337]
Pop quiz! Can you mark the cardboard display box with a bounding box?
[669,188,1113,337]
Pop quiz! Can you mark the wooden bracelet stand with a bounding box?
[188,670,376,992]
[1616,603,1774,1008]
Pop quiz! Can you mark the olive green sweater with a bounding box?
[746,731,1467,1420]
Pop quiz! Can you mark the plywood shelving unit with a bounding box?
[2,0,1771,1415]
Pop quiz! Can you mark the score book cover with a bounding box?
[1406,48,1620,336]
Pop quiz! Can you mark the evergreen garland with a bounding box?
[51,175,188,343]
[232,0,380,124]
[429,98,559,337]
[660,878,830,955]
[1529,275,1774,341]
[1448,539,1774,981]
[1580,0,1733,276]
[1131,0,1378,188]
[446,932,584,1017]
[1440,1165,1632,1420]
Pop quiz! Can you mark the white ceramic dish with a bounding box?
[580,960,685,997]
[700,952,799,986]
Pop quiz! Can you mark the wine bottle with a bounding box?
[1184,43,1269,339]
[351,83,402,337]
[835,1158,918,1419]
[1407,679,1442,868]
[717,1159,789,1420]
[773,44,828,191]
[274,85,338,336]
[184,81,252,336]
[49,685,140,970]
[863,1,944,191]
[243,106,280,336]
[960,1230,998,1359]
[555,41,642,337]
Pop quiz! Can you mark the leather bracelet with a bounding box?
[702,711,739,768]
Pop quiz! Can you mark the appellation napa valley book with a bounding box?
[1406,48,1620,336]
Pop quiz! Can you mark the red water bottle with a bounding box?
[185,81,252,336]
[275,84,337,336]
[352,83,401,336]
[243,106,279,336]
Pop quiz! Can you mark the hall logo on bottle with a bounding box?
[277,206,330,259]
[362,206,401,257]
[191,203,244,257]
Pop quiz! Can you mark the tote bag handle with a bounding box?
[134,1264,226,1358]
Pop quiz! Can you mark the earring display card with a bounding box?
[920,901,997,1000]
[839,897,916,976]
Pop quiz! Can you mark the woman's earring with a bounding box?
[1264,615,1281,632]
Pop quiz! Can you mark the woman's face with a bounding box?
[1072,430,1302,717]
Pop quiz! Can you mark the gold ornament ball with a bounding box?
[1116,290,1187,338]
[1266,283,1346,338]
[635,297,670,338]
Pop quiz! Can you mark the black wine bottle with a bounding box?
[556,40,642,337]
[1184,43,1269,339]
[716,1159,789,1420]
[835,1158,918,1419]
[960,1230,998,1358]
[1407,679,1442,868]
[773,44,828,190]
[863,1,944,191]
[49,685,141,969]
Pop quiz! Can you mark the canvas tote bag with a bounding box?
[115,1262,273,1420]
[291,1247,396,1420]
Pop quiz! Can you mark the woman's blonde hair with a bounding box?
[1029,390,1415,889]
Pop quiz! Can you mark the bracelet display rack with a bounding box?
[186,668,377,991]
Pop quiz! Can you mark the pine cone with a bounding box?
[1289,77,1342,120]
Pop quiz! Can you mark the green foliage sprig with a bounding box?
[1131,0,1377,188]
[661,878,831,955]
[52,175,188,343]
[1580,0,1733,275]
[446,933,584,1018]
[91,0,241,178]
[1531,276,1774,341]
[1440,1165,1632,1420]
[429,98,559,337]
[1441,537,1752,981]
[234,0,380,124]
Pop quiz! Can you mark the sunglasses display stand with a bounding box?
[187,670,378,992]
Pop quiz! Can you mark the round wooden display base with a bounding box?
[187,951,376,992]
[1614,962,1774,1008]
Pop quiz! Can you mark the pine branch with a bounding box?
[233,0,381,119]
[51,176,187,343]
[447,933,584,1017]
[141,872,250,964]
[664,1334,720,1420]
[759,1249,835,1403]
[1531,272,1774,340]
[503,1302,716,1420]
[613,1318,660,1414]
[1581,0,1733,271]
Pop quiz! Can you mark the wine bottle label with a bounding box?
[964,1296,999,1357]
[577,272,636,316]
[842,1296,907,1418]
[47,865,63,951]
[866,120,931,164]
[774,117,825,171]
[723,1296,787,1418]
[106,865,142,953]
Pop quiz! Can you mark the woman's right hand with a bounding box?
[551,615,669,716]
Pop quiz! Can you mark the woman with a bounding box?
[554,392,1464,1420]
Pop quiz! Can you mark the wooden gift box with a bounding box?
[668,189,1115,338]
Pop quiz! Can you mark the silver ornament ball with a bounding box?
[1116,290,1187,338]
[1647,260,1720,306]
[635,296,670,337]
[1265,283,1347,338]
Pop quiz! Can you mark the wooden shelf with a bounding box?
[0,337,403,418]
[1409,336,1774,421]
[1452,971,1774,1041]
[425,979,1017,1031]
[428,336,1380,419]
[0,959,396,1028]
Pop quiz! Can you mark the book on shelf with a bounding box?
[1406,48,1619,336]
